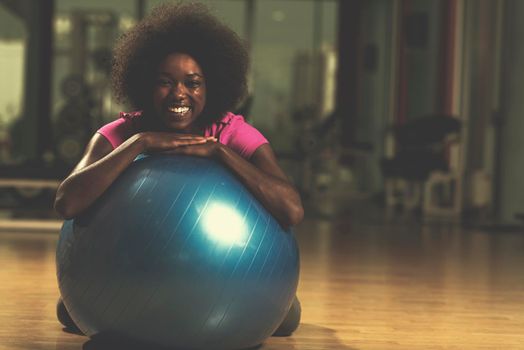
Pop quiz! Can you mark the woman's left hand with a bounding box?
[161,139,220,158]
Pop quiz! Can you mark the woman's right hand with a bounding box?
[138,132,217,152]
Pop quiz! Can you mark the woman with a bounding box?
[55,2,303,338]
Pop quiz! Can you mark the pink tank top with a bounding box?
[97,112,268,160]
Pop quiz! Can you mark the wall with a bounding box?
[353,0,396,193]
[497,0,524,222]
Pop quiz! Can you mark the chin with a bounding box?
[165,120,194,133]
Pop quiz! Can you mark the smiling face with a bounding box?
[152,53,207,132]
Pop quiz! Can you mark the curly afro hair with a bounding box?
[111,2,249,125]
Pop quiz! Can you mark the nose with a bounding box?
[172,82,187,99]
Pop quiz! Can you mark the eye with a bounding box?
[157,78,172,87]
[186,80,202,89]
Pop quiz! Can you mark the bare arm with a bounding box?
[54,132,212,219]
[167,142,304,228]
[222,144,304,228]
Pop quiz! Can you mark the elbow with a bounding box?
[288,202,304,227]
[281,196,304,228]
[54,199,69,220]
[54,193,76,220]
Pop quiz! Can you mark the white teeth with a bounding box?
[169,106,190,114]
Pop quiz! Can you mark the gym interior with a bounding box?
[0,0,523,349]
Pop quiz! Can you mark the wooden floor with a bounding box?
[1,207,524,350]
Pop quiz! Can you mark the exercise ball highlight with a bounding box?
[56,155,299,349]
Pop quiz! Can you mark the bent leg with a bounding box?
[272,296,301,336]
[56,298,83,334]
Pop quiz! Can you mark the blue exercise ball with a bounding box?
[56,155,299,349]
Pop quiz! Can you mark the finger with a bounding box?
[172,135,208,141]
[159,147,187,155]
[174,138,208,146]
